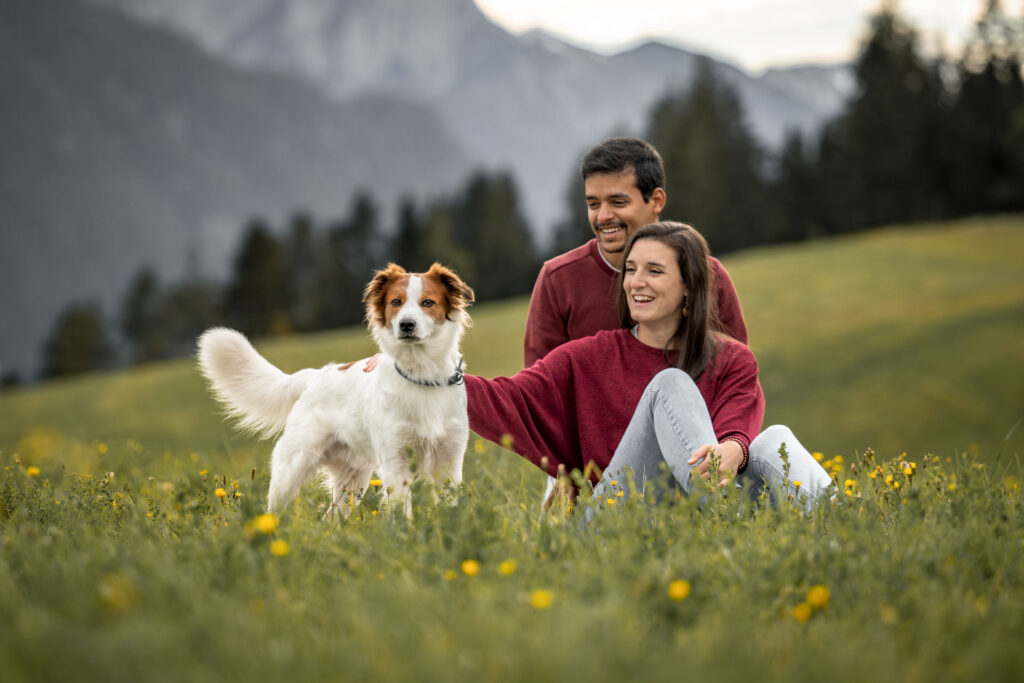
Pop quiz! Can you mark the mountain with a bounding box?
[95,0,853,233]
[0,0,471,379]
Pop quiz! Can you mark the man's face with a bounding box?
[584,170,665,267]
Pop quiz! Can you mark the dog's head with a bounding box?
[363,263,474,348]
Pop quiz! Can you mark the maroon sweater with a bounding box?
[468,329,764,478]
[523,239,748,367]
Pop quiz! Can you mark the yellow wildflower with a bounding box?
[200,469,208,477]
[370,478,383,487]
[254,513,278,534]
[668,580,691,601]
[500,433,514,449]
[793,481,802,491]
[806,585,830,609]
[844,479,855,490]
[461,560,480,576]
[97,442,108,454]
[792,603,812,623]
[616,490,624,498]
[26,466,40,478]
[498,560,517,576]
[443,570,456,580]
[606,498,616,505]
[529,590,554,609]
[270,540,289,556]
[214,487,227,499]
[812,452,823,462]
[473,439,486,454]
[948,482,957,492]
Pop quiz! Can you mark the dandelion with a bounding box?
[498,560,517,576]
[844,479,855,490]
[25,466,40,478]
[254,513,278,534]
[200,469,208,477]
[806,585,830,609]
[461,560,480,576]
[793,481,802,491]
[370,478,383,487]
[529,590,554,609]
[215,487,226,499]
[270,540,289,557]
[792,603,812,623]
[98,574,135,612]
[668,580,691,601]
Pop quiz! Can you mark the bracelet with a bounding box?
[722,437,749,473]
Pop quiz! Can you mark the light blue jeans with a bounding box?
[580,368,834,513]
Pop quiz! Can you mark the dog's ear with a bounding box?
[363,263,407,325]
[426,263,475,320]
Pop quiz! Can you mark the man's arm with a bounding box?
[522,265,570,368]
[709,257,748,345]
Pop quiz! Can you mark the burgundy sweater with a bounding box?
[523,239,748,367]
[468,329,764,478]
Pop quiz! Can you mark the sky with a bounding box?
[474,0,1019,72]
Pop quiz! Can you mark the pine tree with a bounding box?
[648,59,771,253]
[222,219,291,336]
[41,301,113,378]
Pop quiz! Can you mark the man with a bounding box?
[523,137,747,368]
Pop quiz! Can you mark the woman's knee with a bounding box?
[755,424,796,449]
[646,367,698,398]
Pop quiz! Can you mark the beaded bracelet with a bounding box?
[722,437,750,473]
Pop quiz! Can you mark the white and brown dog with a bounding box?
[197,263,474,517]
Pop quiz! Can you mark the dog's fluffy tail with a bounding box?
[197,327,316,438]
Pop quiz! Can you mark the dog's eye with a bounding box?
[390,298,402,307]
[421,299,435,308]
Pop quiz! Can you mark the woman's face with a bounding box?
[623,238,687,329]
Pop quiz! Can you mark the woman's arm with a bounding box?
[465,354,578,476]
[686,342,765,486]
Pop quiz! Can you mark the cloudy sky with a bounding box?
[475,0,1014,72]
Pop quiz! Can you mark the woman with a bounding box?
[465,222,833,510]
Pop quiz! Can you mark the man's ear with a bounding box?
[650,187,667,216]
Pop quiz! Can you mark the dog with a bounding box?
[197,262,474,517]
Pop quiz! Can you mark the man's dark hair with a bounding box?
[580,137,665,202]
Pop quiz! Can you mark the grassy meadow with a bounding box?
[1,215,1023,681]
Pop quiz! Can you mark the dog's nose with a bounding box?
[399,319,416,334]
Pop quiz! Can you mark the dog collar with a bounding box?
[393,357,464,387]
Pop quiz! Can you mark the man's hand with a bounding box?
[687,440,744,488]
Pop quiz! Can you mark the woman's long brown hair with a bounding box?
[615,222,720,379]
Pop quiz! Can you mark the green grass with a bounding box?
[1,215,1023,681]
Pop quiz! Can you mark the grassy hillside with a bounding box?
[1,216,1023,682]
[2,215,1022,476]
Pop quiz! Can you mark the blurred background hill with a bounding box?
[1,0,1021,391]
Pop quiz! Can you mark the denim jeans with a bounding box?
[583,368,834,513]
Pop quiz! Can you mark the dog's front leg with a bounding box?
[377,450,416,519]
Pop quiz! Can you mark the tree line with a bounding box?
[32,1,1024,381]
